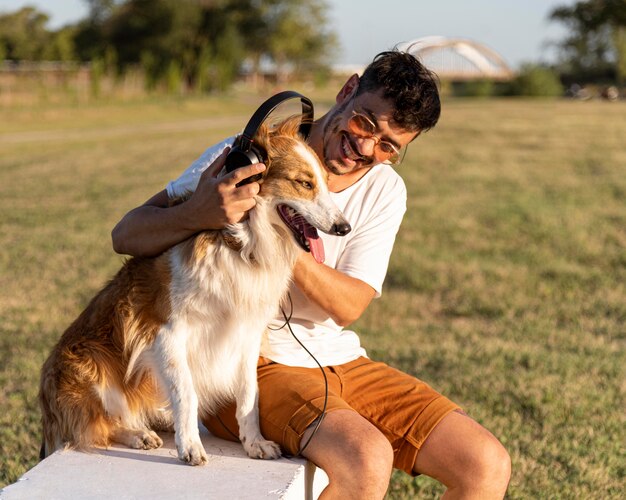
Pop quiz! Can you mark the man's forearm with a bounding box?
[111,153,266,258]
[293,252,375,327]
[111,201,199,257]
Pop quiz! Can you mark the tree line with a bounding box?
[549,0,626,85]
[0,0,337,91]
[0,0,624,94]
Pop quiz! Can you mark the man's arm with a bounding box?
[291,173,407,327]
[292,252,376,327]
[111,149,266,257]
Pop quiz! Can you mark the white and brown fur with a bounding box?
[39,117,349,465]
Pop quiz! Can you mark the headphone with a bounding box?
[224,90,314,186]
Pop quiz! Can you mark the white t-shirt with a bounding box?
[167,138,407,367]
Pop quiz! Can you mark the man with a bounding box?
[112,50,511,498]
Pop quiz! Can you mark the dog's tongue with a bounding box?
[304,225,325,264]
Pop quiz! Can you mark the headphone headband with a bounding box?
[238,90,314,152]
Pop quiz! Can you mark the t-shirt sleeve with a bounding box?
[166,136,236,199]
[335,175,407,297]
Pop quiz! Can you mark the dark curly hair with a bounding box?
[356,50,441,133]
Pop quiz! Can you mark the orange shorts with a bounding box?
[203,356,460,475]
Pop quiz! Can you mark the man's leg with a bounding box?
[300,409,393,500]
[301,409,511,500]
[204,357,394,499]
[300,358,510,499]
[413,410,511,499]
[205,358,510,498]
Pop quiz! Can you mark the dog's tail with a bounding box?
[39,354,114,458]
[38,355,65,459]
[39,343,131,457]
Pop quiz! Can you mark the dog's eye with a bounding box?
[298,180,313,190]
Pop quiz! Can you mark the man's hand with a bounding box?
[183,148,266,232]
[111,148,265,257]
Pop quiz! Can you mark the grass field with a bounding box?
[0,92,624,498]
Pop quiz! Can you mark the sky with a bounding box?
[0,0,577,69]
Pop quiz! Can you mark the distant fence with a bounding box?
[0,61,151,105]
[0,61,86,72]
[0,60,308,105]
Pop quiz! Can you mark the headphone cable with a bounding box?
[216,293,328,456]
[277,293,328,455]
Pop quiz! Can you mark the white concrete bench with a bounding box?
[1,429,328,499]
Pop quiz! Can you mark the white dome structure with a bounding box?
[397,36,514,81]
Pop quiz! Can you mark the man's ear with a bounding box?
[336,74,360,104]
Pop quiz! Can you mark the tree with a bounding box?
[73,0,337,89]
[550,0,626,83]
[47,27,78,61]
[0,0,337,91]
[0,7,76,62]
[218,0,271,85]
[509,64,564,97]
[265,0,338,83]
[104,0,203,82]
[72,1,122,61]
[84,0,119,23]
[195,0,338,85]
[0,7,51,61]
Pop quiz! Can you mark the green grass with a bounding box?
[1,94,624,498]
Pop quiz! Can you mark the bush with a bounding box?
[510,65,564,97]
[165,60,183,95]
[453,79,495,97]
[90,58,104,98]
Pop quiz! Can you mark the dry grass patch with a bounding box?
[1,96,624,498]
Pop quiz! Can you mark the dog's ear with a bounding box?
[273,115,307,140]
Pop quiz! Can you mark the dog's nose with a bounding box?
[332,222,351,236]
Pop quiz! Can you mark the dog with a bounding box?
[39,116,351,465]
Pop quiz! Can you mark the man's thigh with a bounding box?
[202,357,353,455]
[336,357,460,474]
[203,356,460,473]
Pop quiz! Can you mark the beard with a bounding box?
[321,101,377,176]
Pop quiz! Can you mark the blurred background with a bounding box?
[0,0,624,102]
[0,1,624,498]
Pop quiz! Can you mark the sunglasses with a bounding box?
[346,110,405,165]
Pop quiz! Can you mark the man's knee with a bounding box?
[330,431,392,499]
[469,435,511,495]
[349,426,394,492]
[414,411,511,497]
[303,410,393,499]
[487,439,512,486]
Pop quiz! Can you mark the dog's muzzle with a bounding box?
[332,222,351,236]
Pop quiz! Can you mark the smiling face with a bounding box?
[255,117,351,263]
[317,76,418,178]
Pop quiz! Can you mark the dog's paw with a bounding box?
[129,430,163,450]
[120,429,163,450]
[243,438,282,460]
[177,440,208,466]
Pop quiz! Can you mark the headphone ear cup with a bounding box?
[225,147,258,171]
[224,146,265,186]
